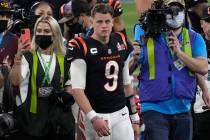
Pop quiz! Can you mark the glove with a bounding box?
[97,0,123,17]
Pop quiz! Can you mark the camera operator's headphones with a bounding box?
[165,0,185,9]
[29,1,54,16]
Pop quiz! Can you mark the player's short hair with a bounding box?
[91,3,113,17]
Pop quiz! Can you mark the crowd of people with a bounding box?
[0,0,210,140]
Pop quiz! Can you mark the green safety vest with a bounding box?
[147,28,193,80]
[30,51,64,113]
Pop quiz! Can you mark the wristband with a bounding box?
[90,116,101,124]
[86,110,97,121]
[130,113,140,124]
[126,95,137,115]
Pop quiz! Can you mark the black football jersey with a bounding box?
[66,32,133,113]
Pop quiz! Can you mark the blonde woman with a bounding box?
[10,16,75,140]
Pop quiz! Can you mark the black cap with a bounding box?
[58,1,74,23]
[201,6,210,20]
[72,0,90,17]
[0,0,14,14]
[187,0,207,8]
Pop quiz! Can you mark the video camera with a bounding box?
[0,65,17,139]
[0,113,18,139]
[10,4,39,36]
[139,0,172,37]
[49,89,75,111]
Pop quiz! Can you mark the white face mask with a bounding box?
[166,11,185,29]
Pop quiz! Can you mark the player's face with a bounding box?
[92,13,113,38]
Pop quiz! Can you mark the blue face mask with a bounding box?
[166,11,185,29]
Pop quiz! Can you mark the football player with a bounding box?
[66,3,139,140]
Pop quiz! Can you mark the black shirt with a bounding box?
[66,32,133,113]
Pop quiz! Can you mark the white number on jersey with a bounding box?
[104,61,119,92]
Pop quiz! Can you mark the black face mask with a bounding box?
[0,20,8,33]
[35,35,53,50]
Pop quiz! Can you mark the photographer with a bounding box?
[30,1,54,28]
[58,0,91,41]
[0,0,18,68]
[11,0,68,20]
[59,0,125,42]
[11,1,55,37]
[186,0,208,34]
[10,16,75,140]
[133,0,208,140]
[0,1,18,139]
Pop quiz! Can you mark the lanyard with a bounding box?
[38,52,53,85]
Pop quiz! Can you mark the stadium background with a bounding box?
[122,0,137,40]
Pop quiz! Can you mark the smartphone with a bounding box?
[20,28,31,49]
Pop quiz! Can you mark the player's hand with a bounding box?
[91,116,110,137]
[168,31,182,55]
